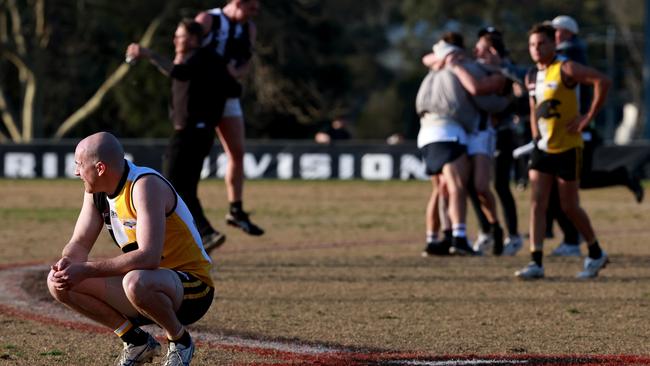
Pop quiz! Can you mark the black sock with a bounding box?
[170,330,192,348]
[443,229,452,241]
[199,226,215,237]
[230,201,243,214]
[532,251,543,267]
[120,326,149,346]
[588,241,602,259]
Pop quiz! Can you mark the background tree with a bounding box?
[0,0,644,142]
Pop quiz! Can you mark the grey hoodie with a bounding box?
[416,60,510,133]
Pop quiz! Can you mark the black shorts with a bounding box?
[420,141,467,175]
[529,147,583,181]
[131,270,214,326]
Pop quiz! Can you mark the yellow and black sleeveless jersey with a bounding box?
[527,58,583,153]
[93,160,214,287]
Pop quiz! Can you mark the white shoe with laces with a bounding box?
[163,339,195,366]
[577,251,609,279]
[515,262,545,279]
[550,242,582,257]
[115,334,161,366]
[502,235,523,256]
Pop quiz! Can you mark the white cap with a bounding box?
[551,15,579,34]
[432,40,461,61]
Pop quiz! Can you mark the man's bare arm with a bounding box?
[60,192,104,263]
[562,61,611,132]
[125,43,173,76]
[451,62,506,96]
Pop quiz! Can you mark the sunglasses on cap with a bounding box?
[478,26,502,37]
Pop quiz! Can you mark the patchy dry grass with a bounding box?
[1,179,649,365]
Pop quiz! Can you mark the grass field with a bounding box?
[1,179,649,365]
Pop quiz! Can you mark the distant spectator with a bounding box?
[386,133,405,145]
[315,117,352,144]
[552,16,587,68]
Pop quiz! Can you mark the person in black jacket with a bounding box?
[126,19,237,254]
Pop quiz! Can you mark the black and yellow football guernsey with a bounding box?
[93,160,214,287]
[529,57,583,153]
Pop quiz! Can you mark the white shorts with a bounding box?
[223,98,243,118]
[467,128,496,157]
[417,114,467,148]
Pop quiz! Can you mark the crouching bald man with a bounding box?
[47,132,214,366]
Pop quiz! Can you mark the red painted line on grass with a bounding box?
[2,263,650,365]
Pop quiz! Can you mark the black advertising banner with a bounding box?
[0,140,429,180]
[0,140,648,180]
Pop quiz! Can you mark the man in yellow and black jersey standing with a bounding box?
[515,23,611,280]
[47,132,213,366]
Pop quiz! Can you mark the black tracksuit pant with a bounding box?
[163,127,216,236]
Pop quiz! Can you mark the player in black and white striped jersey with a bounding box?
[195,0,264,237]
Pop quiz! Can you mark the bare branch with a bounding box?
[0,85,22,142]
[21,65,35,141]
[54,15,164,139]
[6,0,26,56]
[2,50,35,141]
[34,0,48,48]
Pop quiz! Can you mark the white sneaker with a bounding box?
[515,262,545,279]
[502,235,523,256]
[549,242,582,257]
[163,339,195,366]
[472,231,493,253]
[116,335,161,366]
[577,251,609,279]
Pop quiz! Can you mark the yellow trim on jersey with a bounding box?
[183,286,213,300]
[182,280,204,289]
[105,161,214,287]
[534,59,583,153]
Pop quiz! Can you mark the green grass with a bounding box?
[0,208,79,221]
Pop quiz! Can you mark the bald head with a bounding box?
[74,132,126,194]
[77,132,125,169]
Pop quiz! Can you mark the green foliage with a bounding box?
[0,0,642,140]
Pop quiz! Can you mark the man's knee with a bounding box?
[122,270,150,304]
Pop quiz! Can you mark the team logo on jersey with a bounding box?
[545,81,558,90]
[537,99,561,120]
[110,210,118,218]
[122,219,137,229]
